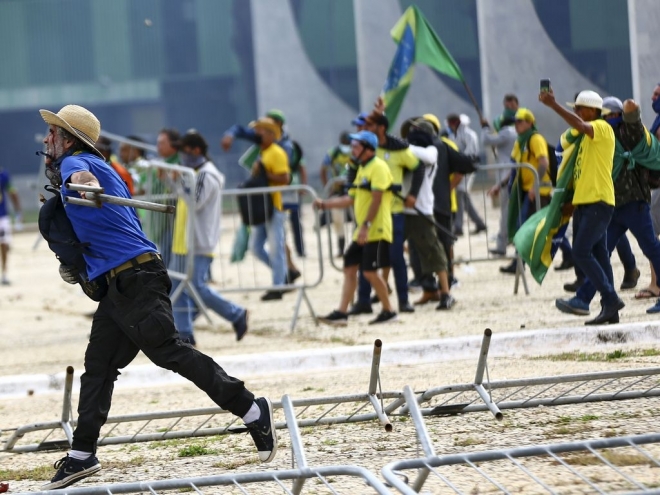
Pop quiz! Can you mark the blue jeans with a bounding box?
[615,234,636,272]
[284,202,305,257]
[251,209,287,286]
[171,255,244,341]
[358,213,408,305]
[572,202,618,306]
[578,201,660,303]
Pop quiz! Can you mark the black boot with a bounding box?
[563,278,585,293]
[620,268,640,290]
[585,299,625,325]
[499,260,517,274]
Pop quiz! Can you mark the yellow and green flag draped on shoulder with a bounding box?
[383,6,464,125]
[512,129,583,284]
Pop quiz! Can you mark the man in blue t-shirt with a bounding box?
[0,169,22,285]
[38,105,277,490]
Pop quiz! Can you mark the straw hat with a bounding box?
[40,105,103,157]
[249,117,282,141]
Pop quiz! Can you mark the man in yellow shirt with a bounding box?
[500,108,551,274]
[351,113,421,314]
[313,131,397,326]
[248,117,291,301]
[540,89,623,325]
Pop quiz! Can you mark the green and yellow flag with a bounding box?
[382,6,464,124]
[513,129,582,284]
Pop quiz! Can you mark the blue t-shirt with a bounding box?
[60,152,157,280]
[0,171,10,218]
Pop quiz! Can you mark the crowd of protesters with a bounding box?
[18,84,660,344]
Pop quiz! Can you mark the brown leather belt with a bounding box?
[107,252,161,279]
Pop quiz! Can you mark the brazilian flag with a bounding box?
[382,6,464,125]
[513,130,583,284]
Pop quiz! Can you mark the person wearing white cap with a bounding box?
[39,105,278,489]
[539,88,624,325]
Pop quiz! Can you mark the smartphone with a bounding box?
[540,79,551,92]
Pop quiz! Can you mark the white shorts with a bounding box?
[0,216,11,245]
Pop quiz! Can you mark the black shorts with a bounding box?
[343,240,391,272]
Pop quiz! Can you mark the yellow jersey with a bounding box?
[376,146,419,213]
[572,120,615,206]
[259,143,290,211]
[349,156,393,242]
[511,133,552,196]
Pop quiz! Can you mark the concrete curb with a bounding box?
[2,321,659,399]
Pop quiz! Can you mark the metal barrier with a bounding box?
[455,162,543,295]
[382,433,660,494]
[215,183,323,331]
[320,177,355,273]
[15,395,392,495]
[4,332,660,455]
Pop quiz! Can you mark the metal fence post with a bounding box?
[368,339,392,432]
[472,329,503,421]
[282,394,309,495]
[60,366,75,446]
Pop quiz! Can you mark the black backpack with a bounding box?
[38,186,108,301]
[237,164,274,226]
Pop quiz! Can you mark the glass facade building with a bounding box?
[0,0,640,198]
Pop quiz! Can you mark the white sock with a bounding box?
[68,450,92,460]
[242,402,261,424]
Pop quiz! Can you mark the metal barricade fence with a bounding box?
[320,177,355,272]
[5,332,660,455]
[134,159,213,324]
[382,433,660,494]
[455,162,543,295]
[214,184,323,331]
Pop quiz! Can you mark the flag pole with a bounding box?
[462,80,485,124]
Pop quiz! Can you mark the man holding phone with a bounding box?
[539,87,623,325]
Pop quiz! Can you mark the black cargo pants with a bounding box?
[71,258,254,453]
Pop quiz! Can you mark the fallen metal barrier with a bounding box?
[15,394,392,495]
[4,332,660,456]
[382,433,660,494]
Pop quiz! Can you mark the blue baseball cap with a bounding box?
[348,130,378,150]
[351,112,369,126]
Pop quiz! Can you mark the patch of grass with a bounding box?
[562,451,653,467]
[322,438,339,446]
[579,414,599,422]
[533,348,660,362]
[454,437,481,447]
[177,444,218,457]
[213,457,260,470]
[329,336,356,346]
[0,464,53,481]
[302,386,314,392]
[607,349,627,360]
[148,438,188,449]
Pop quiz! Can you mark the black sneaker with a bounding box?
[436,293,456,310]
[246,397,278,463]
[399,301,415,313]
[370,284,392,303]
[368,310,398,325]
[563,278,584,293]
[348,302,373,315]
[233,309,249,341]
[261,290,283,301]
[42,454,101,490]
[318,310,349,327]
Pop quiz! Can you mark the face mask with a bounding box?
[653,98,660,115]
[339,145,351,155]
[179,151,205,169]
[253,134,263,145]
[606,115,623,128]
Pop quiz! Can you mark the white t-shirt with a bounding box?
[404,144,437,216]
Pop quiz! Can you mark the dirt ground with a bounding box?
[1,196,660,493]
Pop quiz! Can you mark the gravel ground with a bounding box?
[2,198,660,493]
